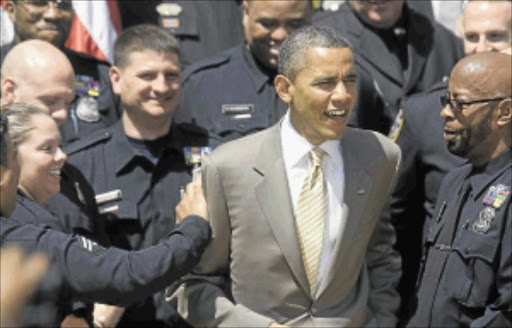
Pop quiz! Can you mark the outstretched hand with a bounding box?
[176,179,208,223]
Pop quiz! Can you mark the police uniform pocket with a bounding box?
[160,5,199,39]
[212,104,267,141]
[444,233,498,307]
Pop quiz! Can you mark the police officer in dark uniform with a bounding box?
[389,81,465,322]
[117,0,244,69]
[66,25,207,327]
[389,2,512,321]
[1,0,120,146]
[314,0,464,134]
[408,53,512,327]
[3,104,96,326]
[0,110,211,327]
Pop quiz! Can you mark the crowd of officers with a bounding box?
[0,0,511,327]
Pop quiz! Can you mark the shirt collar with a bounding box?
[469,148,512,198]
[109,120,184,174]
[281,111,342,167]
[241,45,276,92]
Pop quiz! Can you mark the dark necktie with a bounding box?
[410,179,472,326]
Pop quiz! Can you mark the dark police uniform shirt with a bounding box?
[0,214,211,326]
[65,120,207,326]
[314,2,464,134]
[117,0,244,68]
[173,44,384,147]
[389,82,465,318]
[0,42,121,146]
[411,149,512,327]
[173,44,287,149]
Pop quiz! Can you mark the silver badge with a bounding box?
[156,3,182,16]
[76,96,100,123]
[472,206,496,234]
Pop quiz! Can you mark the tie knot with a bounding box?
[310,147,325,167]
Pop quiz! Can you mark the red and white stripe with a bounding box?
[65,0,122,63]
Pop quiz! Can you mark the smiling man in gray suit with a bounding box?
[168,25,402,327]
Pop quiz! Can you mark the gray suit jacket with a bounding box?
[167,123,402,327]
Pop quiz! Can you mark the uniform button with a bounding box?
[464,247,470,254]
[238,123,245,129]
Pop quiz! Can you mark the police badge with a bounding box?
[76,96,100,123]
[472,206,496,234]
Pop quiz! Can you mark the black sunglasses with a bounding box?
[440,94,511,112]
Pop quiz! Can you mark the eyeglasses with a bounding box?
[440,93,511,112]
[18,0,73,13]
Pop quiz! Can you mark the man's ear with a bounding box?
[274,75,293,104]
[496,98,512,127]
[242,1,250,27]
[109,66,122,96]
[1,78,17,104]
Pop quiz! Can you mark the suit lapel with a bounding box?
[254,124,310,296]
[317,130,373,297]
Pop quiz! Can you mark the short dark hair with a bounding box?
[113,24,180,68]
[278,25,352,81]
[0,112,9,167]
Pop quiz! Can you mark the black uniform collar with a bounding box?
[16,189,31,202]
[469,148,512,199]
[109,120,184,174]
[241,45,276,92]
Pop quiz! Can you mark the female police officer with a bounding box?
[0,104,210,326]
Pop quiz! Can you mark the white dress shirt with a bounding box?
[281,112,345,295]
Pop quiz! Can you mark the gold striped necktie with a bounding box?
[295,147,327,296]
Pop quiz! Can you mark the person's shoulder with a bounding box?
[182,45,241,84]
[345,127,400,161]
[65,127,113,157]
[207,125,274,165]
[64,47,111,68]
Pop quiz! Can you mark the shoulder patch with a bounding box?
[64,130,112,156]
[78,236,107,256]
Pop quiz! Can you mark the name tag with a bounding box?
[99,204,119,214]
[222,104,254,116]
[95,189,123,205]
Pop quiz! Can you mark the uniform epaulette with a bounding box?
[182,50,232,83]
[64,130,112,156]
